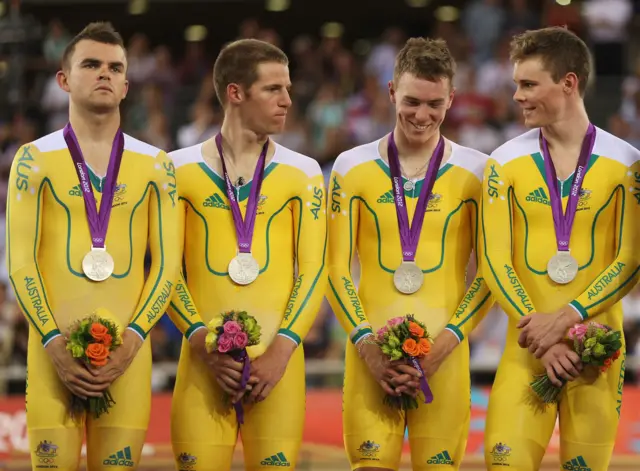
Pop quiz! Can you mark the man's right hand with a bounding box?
[358,340,421,397]
[189,328,245,399]
[45,336,110,399]
[540,342,583,388]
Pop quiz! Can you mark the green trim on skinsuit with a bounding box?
[43,178,151,279]
[482,187,526,317]
[530,152,600,198]
[284,219,327,331]
[352,327,374,345]
[350,197,474,274]
[128,323,147,339]
[197,161,279,202]
[181,196,300,277]
[128,182,165,329]
[455,292,491,328]
[277,328,301,346]
[185,322,206,339]
[445,324,464,342]
[327,277,360,328]
[513,185,619,275]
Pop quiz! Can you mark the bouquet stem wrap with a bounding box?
[409,356,433,404]
[231,349,252,425]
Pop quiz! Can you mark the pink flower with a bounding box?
[387,317,404,327]
[217,333,234,353]
[377,326,388,339]
[224,321,242,335]
[590,321,606,330]
[233,332,248,349]
[568,323,588,342]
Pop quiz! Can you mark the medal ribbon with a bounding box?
[63,123,124,249]
[387,131,445,262]
[215,133,269,254]
[540,124,596,252]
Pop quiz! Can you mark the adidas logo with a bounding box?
[526,187,550,205]
[261,452,291,467]
[427,450,454,465]
[69,185,82,197]
[562,456,591,471]
[203,193,229,209]
[377,190,395,204]
[103,446,134,467]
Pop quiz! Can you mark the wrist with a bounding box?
[269,334,297,360]
[435,330,459,357]
[558,306,582,330]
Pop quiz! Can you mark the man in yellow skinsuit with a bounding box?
[326,37,493,471]
[482,27,640,471]
[167,39,327,471]
[6,23,180,471]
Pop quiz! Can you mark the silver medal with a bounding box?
[547,251,579,284]
[228,252,260,285]
[403,180,415,192]
[82,247,115,282]
[393,261,424,294]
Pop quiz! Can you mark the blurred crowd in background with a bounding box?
[2,0,640,393]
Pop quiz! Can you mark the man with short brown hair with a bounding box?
[7,21,180,470]
[482,26,640,470]
[167,39,327,471]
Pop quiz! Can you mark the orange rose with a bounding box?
[86,343,109,367]
[418,338,431,355]
[612,350,621,361]
[408,322,424,338]
[102,334,113,348]
[402,338,421,357]
[90,323,109,342]
[604,358,612,368]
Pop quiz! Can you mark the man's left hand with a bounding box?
[517,307,581,358]
[248,335,296,403]
[90,328,144,384]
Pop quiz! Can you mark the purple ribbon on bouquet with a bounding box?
[409,357,433,404]
[230,348,252,425]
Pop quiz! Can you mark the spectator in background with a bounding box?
[365,26,404,90]
[42,19,71,68]
[176,99,220,149]
[506,0,540,34]
[462,0,506,66]
[582,0,633,79]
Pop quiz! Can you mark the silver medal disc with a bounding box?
[228,253,260,285]
[82,247,115,282]
[393,261,424,294]
[403,180,415,192]
[547,251,579,284]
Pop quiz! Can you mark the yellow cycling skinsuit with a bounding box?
[167,141,327,471]
[7,130,180,470]
[326,136,494,470]
[481,127,640,470]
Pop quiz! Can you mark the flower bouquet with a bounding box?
[205,310,261,424]
[375,314,434,410]
[66,312,122,419]
[529,321,622,407]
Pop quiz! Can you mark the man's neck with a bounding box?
[393,126,441,162]
[541,104,590,151]
[69,103,121,145]
[216,116,269,165]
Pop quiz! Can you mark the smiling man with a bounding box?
[326,37,494,471]
[166,39,327,471]
[6,22,180,470]
[481,26,640,470]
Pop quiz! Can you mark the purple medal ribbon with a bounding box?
[409,356,433,404]
[63,123,124,249]
[387,131,445,261]
[215,133,269,254]
[230,349,251,425]
[540,124,596,252]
